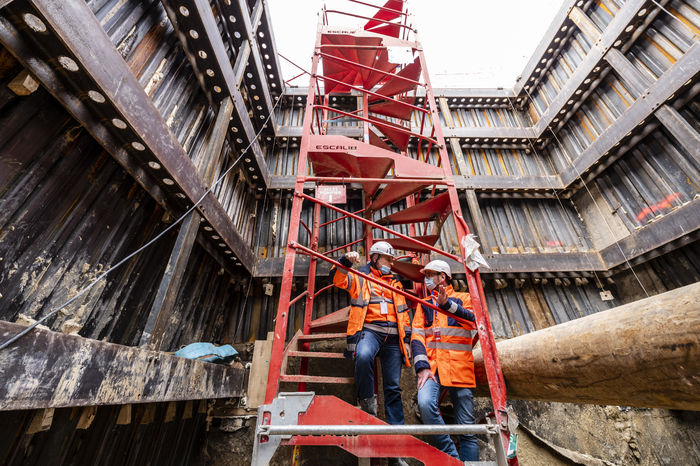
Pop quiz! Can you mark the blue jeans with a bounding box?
[354,330,405,425]
[417,372,478,461]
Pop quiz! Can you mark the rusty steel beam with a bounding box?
[532,0,653,133]
[561,41,700,186]
[473,282,700,411]
[214,0,278,136]
[159,0,271,189]
[599,195,700,271]
[512,0,583,95]
[254,254,604,279]
[0,0,256,274]
[0,321,246,410]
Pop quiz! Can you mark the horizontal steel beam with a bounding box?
[0,0,256,274]
[600,197,700,270]
[0,321,245,410]
[277,124,536,140]
[456,175,564,190]
[254,253,603,279]
[255,197,700,278]
[486,252,604,273]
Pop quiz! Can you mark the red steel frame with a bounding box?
[264,2,516,464]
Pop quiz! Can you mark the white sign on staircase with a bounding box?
[317,185,347,204]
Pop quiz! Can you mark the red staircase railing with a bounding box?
[256,1,517,464]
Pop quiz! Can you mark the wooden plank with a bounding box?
[244,331,273,410]
[0,321,245,410]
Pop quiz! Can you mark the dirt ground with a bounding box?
[197,342,700,466]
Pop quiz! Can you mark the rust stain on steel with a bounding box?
[127,19,169,78]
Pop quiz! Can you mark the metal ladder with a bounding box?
[254,2,517,464]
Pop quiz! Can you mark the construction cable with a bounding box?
[650,0,700,41]
[521,84,650,297]
[0,94,283,352]
[234,125,277,342]
[504,94,609,294]
[514,0,700,298]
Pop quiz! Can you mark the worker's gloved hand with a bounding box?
[345,251,361,264]
[416,368,436,390]
[404,342,412,359]
[437,285,449,306]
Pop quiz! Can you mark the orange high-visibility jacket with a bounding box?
[333,263,412,366]
[410,285,478,387]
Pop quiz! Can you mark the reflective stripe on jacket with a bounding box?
[332,261,411,366]
[410,285,477,387]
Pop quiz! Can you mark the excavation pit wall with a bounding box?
[204,339,700,466]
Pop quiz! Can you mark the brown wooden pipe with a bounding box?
[473,282,700,411]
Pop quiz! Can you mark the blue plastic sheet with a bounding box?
[174,342,238,364]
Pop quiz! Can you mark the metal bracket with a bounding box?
[251,392,315,465]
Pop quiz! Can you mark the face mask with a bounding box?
[380,265,391,275]
[424,277,437,291]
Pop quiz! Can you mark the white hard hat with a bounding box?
[420,260,452,278]
[369,241,397,258]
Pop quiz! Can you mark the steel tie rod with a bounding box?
[260,424,498,436]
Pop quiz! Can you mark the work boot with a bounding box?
[359,395,378,417]
[388,458,409,466]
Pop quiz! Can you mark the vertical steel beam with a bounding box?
[655,104,700,167]
[139,98,234,350]
[264,14,324,405]
[140,210,202,350]
[604,47,654,96]
[568,6,602,42]
[465,189,491,253]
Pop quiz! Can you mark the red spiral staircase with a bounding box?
[253,2,517,464]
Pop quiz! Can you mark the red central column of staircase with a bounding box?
[259,2,517,464]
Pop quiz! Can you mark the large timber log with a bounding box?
[473,282,700,411]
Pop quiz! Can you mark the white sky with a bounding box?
[267,0,566,89]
